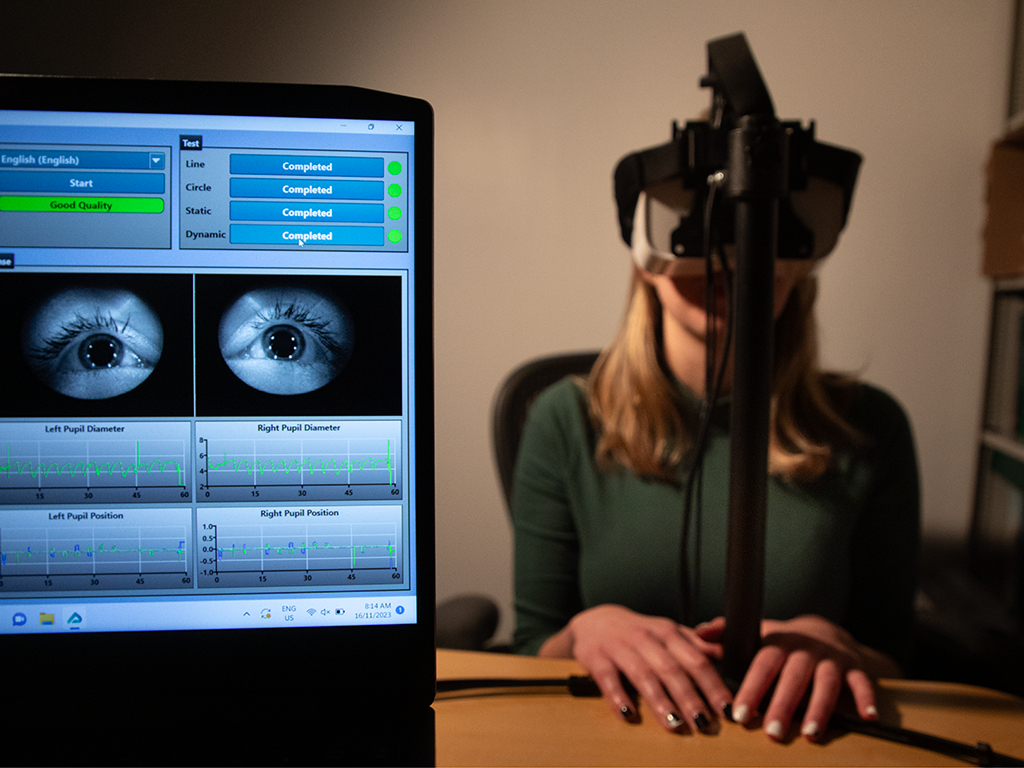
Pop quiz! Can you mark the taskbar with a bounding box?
[0,594,416,634]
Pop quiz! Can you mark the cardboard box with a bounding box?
[983,123,1024,278]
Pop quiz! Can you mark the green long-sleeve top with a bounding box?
[512,377,920,668]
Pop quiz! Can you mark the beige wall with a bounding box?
[2,0,1013,643]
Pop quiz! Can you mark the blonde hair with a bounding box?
[587,270,861,483]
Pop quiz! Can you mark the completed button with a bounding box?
[230,224,384,247]
[229,178,382,200]
[229,201,383,223]
[229,154,383,177]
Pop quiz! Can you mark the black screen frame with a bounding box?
[0,74,436,761]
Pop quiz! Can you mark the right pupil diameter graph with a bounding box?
[198,419,401,503]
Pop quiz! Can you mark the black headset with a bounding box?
[613,106,862,274]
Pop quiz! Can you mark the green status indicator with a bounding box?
[387,184,402,198]
[387,161,403,175]
[388,206,402,221]
[388,230,403,244]
[0,196,165,213]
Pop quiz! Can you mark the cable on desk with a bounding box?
[437,677,1024,766]
[436,676,601,696]
[831,713,1024,767]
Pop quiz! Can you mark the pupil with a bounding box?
[79,333,122,369]
[263,325,304,360]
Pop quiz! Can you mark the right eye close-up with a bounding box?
[217,286,355,396]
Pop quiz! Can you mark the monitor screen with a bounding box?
[0,76,435,750]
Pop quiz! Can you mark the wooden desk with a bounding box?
[435,649,1024,767]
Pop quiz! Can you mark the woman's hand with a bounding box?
[696,614,896,742]
[539,604,735,733]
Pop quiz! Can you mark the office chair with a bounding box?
[492,350,602,513]
[436,350,601,651]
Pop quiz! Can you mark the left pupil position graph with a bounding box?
[0,507,193,592]
[1,422,191,505]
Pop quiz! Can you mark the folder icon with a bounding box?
[39,613,55,625]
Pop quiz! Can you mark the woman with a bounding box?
[511,250,919,741]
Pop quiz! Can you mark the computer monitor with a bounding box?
[0,74,435,762]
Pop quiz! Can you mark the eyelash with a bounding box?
[252,300,345,358]
[30,312,128,361]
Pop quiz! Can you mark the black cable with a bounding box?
[436,676,600,696]
[679,170,734,627]
[830,713,1024,767]
[677,178,717,626]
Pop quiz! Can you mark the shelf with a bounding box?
[995,275,1024,293]
[1011,109,1024,134]
[981,430,1024,463]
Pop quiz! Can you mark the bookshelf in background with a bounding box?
[974,278,1024,619]
[912,0,1024,696]
[969,0,1024,629]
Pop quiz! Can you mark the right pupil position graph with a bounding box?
[197,504,404,589]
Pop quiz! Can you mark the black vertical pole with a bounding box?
[720,114,786,687]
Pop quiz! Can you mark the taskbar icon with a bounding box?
[7,609,85,631]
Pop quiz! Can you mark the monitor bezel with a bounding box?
[0,74,436,720]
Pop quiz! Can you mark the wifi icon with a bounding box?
[306,608,317,616]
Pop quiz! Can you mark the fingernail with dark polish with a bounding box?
[694,713,710,733]
[723,703,733,721]
[666,712,683,730]
[620,704,635,720]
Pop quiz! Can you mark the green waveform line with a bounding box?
[217,540,396,564]
[210,440,394,483]
[2,442,185,487]
[1,540,187,566]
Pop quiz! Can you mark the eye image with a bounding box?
[1,273,192,418]
[21,287,164,400]
[218,287,354,396]
[195,275,400,418]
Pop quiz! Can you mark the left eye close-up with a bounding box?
[21,287,165,400]
[218,286,355,396]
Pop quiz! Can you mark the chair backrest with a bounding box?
[491,350,601,514]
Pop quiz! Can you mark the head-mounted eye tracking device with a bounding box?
[613,89,862,278]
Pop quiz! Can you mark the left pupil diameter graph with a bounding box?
[1,421,191,506]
